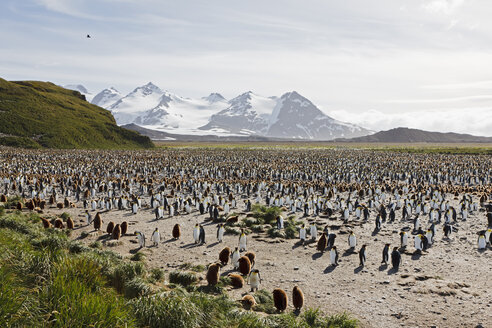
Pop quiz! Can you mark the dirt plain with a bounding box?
[44,191,492,328]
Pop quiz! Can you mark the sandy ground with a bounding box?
[47,193,491,328]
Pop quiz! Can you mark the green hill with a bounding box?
[0,78,153,149]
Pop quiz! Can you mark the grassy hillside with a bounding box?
[0,78,153,149]
[0,209,358,328]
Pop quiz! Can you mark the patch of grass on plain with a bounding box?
[323,312,359,328]
[252,205,283,225]
[124,277,152,299]
[130,252,146,261]
[179,262,206,272]
[169,270,198,287]
[253,289,277,314]
[225,226,241,235]
[150,267,165,282]
[89,240,102,249]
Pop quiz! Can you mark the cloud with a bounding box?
[422,0,466,15]
[328,107,492,137]
[384,95,492,104]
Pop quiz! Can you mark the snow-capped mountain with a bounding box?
[267,91,368,139]
[108,82,164,125]
[88,82,371,140]
[64,84,94,102]
[203,93,226,103]
[91,87,122,109]
[199,92,277,135]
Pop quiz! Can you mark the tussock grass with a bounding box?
[69,241,90,254]
[124,277,152,298]
[253,289,277,314]
[110,261,146,293]
[149,267,165,282]
[169,270,198,286]
[179,262,206,272]
[130,251,146,261]
[252,205,283,225]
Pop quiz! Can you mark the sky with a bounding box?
[1,0,492,136]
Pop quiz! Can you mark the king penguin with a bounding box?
[151,228,160,247]
[359,244,367,267]
[400,231,408,248]
[309,222,317,240]
[299,223,306,244]
[217,223,225,243]
[199,224,206,244]
[193,223,200,244]
[135,231,145,248]
[348,231,357,250]
[330,246,339,266]
[247,269,261,292]
[239,229,247,251]
[276,216,284,229]
[231,247,241,269]
[443,223,452,238]
[382,243,390,265]
[478,232,487,250]
[414,234,424,252]
[85,209,92,225]
[391,247,401,270]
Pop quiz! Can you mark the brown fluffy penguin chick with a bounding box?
[17,202,23,210]
[172,223,181,239]
[0,194,6,202]
[112,224,121,240]
[292,286,304,311]
[219,247,231,266]
[317,232,327,252]
[238,256,251,276]
[54,218,64,229]
[244,251,256,267]
[40,217,51,228]
[206,263,221,286]
[66,217,74,230]
[228,274,244,288]
[241,294,256,310]
[93,213,102,231]
[120,221,128,235]
[106,221,115,234]
[56,203,63,209]
[273,288,288,312]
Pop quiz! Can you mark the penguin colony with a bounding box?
[1,148,491,317]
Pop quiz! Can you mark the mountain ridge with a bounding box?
[92,82,371,140]
[336,127,492,143]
